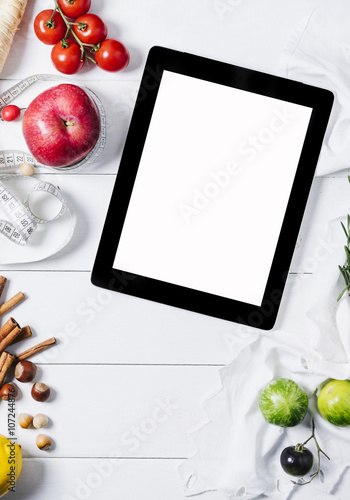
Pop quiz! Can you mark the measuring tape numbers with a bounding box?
[0,151,35,174]
[0,176,69,246]
[0,180,37,245]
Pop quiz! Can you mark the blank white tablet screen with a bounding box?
[113,70,312,306]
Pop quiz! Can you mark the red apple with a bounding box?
[22,84,101,168]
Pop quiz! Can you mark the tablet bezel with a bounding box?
[91,46,333,330]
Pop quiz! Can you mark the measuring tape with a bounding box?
[0,74,102,249]
[0,151,35,174]
[0,177,69,246]
[0,179,37,245]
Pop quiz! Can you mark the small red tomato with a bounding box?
[57,0,91,18]
[51,39,85,75]
[34,9,66,45]
[73,14,107,46]
[1,104,21,121]
[95,39,130,72]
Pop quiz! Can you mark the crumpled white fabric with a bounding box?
[178,2,350,497]
[178,219,350,499]
[279,0,350,176]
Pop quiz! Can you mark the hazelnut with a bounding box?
[18,413,33,429]
[15,360,37,383]
[36,434,51,451]
[0,383,18,400]
[33,413,49,429]
[31,382,50,402]
[20,162,35,176]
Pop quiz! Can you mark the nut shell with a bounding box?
[15,360,37,383]
[18,413,34,429]
[0,383,18,400]
[33,413,49,429]
[36,434,51,451]
[31,382,50,402]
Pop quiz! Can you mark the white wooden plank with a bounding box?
[0,270,237,365]
[0,365,221,459]
[0,269,337,365]
[0,270,323,365]
[11,458,226,500]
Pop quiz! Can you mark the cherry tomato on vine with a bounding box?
[73,14,107,45]
[51,39,85,75]
[34,9,66,45]
[94,39,130,72]
[57,0,91,18]
[1,105,21,122]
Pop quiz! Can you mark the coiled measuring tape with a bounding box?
[0,178,67,246]
[0,74,104,248]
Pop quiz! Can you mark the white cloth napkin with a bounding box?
[178,2,350,497]
[279,0,350,176]
[178,222,350,498]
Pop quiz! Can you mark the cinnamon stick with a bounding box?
[0,352,7,372]
[0,317,20,342]
[0,320,32,345]
[11,325,32,344]
[0,276,6,300]
[0,352,15,387]
[16,337,57,362]
[0,326,22,355]
[0,292,25,317]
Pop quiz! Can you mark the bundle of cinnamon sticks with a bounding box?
[0,275,56,388]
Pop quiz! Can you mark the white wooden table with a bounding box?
[1,0,350,498]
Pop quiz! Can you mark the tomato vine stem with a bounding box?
[53,0,97,63]
[292,419,330,486]
[46,9,57,29]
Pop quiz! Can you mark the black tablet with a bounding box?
[91,46,333,330]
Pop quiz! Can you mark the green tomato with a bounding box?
[317,379,350,426]
[259,378,308,427]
